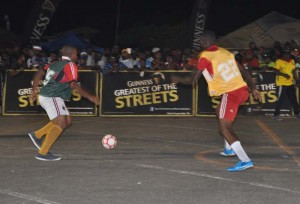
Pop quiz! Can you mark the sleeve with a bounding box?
[273,60,280,70]
[63,62,78,82]
[197,57,213,74]
[43,64,50,71]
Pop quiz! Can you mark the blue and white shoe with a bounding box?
[227,160,254,172]
[35,152,61,161]
[220,148,236,157]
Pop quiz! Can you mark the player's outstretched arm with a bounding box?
[171,69,203,86]
[69,81,100,105]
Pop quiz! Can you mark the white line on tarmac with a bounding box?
[136,164,300,194]
[0,188,60,204]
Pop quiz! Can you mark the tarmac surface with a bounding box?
[0,115,300,204]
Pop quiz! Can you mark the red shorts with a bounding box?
[218,86,249,122]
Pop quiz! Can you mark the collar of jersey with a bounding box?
[206,45,219,51]
[62,56,71,61]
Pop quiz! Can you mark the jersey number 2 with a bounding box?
[217,60,240,82]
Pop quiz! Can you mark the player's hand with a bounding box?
[252,89,262,102]
[89,95,100,105]
[29,92,37,103]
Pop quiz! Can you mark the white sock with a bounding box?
[231,141,251,162]
[225,140,231,150]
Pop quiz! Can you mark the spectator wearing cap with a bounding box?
[145,47,160,69]
[272,48,300,120]
[149,47,165,70]
[259,52,275,71]
[78,51,88,67]
[27,45,46,69]
[119,48,134,70]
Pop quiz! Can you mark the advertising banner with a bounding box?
[2,70,98,116]
[100,71,194,116]
[189,0,210,51]
[196,71,294,116]
[22,0,61,46]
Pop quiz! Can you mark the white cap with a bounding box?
[122,48,132,54]
[32,45,42,50]
[152,47,160,53]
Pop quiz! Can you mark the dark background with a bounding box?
[1,0,300,48]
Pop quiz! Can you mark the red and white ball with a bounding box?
[102,134,117,149]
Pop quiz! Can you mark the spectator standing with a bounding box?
[272,48,300,120]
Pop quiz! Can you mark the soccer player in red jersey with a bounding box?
[172,30,261,171]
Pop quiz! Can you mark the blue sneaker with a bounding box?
[28,131,42,150]
[35,152,61,161]
[220,148,236,157]
[227,160,254,172]
[295,113,300,120]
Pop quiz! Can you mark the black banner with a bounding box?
[196,71,295,116]
[2,70,98,116]
[100,71,194,116]
[189,0,209,51]
[22,0,61,46]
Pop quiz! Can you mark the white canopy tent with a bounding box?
[216,11,300,49]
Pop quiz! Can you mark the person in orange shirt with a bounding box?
[172,30,261,172]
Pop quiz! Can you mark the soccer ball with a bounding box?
[102,134,117,149]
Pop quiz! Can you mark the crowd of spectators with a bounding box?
[0,40,300,81]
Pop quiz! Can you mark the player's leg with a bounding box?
[28,121,55,150]
[218,87,253,171]
[216,103,236,156]
[273,86,286,120]
[34,96,69,161]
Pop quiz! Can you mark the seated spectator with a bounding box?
[131,49,140,69]
[78,51,88,67]
[86,48,96,67]
[47,52,58,64]
[259,53,275,71]
[187,51,198,69]
[10,53,27,77]
[27,45,46,69]
[119,48,134,70]
[146,47,161,69]
[248,41,259,57]
[96,51,107,69]
[242,50,260,69]
[102,56,119,75]
[164,55,178,70]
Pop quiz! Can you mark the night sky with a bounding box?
[1,0,300,37]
